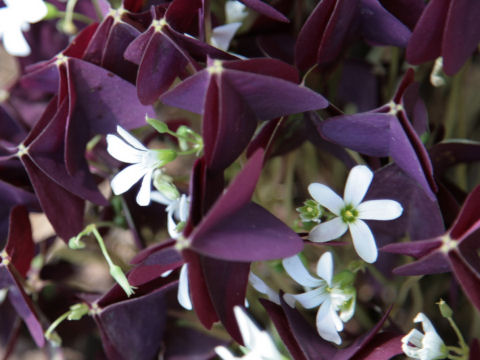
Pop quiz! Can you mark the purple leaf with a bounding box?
[358,0,411,47]
[200,256,250,344]
[163,325,226,359]
[406,0,480,75]
[295,0,358,71]
[239,0,289,23]
[5,206,33,278]
[20,155,85,241]
[191,202,303,261]
[449,250,480,312]
[183,249,219,329]
[261,299,308,360]
[93,282,177,360]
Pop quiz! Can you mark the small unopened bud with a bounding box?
[153,173,180,200]
[146,116,169,134]
[68,303,89,321]
[297,199,323,223]
[110,264,136,297]
[437,299,453,318]
[68,236,86,250]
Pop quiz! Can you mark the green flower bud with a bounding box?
[68,236,86,250]
[67,303,89,321]
[153,172,180,201]
[146,116,169,133]
[110,264,136,297]
[297,199,323,223]
[437,299,453,319]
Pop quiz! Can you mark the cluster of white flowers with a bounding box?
[0,0,47,56]
[106,125,192,309]
[283,252,355,344]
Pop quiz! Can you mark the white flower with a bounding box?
[106,126,175,206]
[151,191,190,239]
[215,306,283,360]
[402,313,448,360]
[282,252,355,345]
[308,165,403,263]
[0,0,47,56]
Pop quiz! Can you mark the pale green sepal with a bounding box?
[146,116,169,133]
[110,264,136,297]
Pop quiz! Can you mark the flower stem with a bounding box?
[44,310,70,344]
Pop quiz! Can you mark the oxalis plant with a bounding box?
[0,0,479,359]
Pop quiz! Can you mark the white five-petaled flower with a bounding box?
[215,306,283,360]
[0,0,47,56]
[308,165,403,263]
[106,126,175,207]
[401,313,448,360]
[282,252,355,345]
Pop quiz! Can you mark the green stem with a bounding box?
[44,310,70,341]
[177,148,199,156]
[57,10,93,24]
[63,0,79,33]
[91,227,114,268]
[447,317,469,353]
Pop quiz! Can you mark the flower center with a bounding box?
[340,205,358,223]
[208,60,224,75]
[0,250,11,266]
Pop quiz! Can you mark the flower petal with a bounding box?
[21,0,48,23]
[316,300,342,345]
[357,199,403,220]
[178,194,190,222]
[136,169,153,206]
[343,165,373,207]
[3,26,31,56]
[116,125,147,151]
[316,252,334,286]
[233,307,262,349]
[150,190,171,205]
[282,255,323,288]
[308,183,344,215]
[349,220,377,263]
[106,134,145,164]
[284,287,328,309]
[309,217,348,243]
[248,273,280,305]
[211,22,242,51]
[167,209,179,238]
[177,264,192,310]
[401,328,424,357]
[110,163,148,195]
[215,346,236,360]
